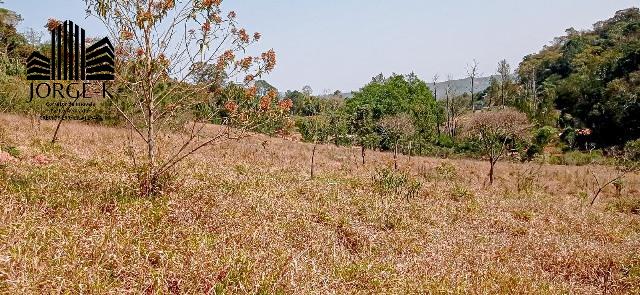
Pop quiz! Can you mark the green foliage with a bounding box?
[607,195,640,215]
[326,110,353,146]
[405,137,453,158]
[378,114,415,151]
[548,150,605,166]
[346,73,439,153]
[524,126,558,160]
[624,139,640,161]
[436,134,455,148]
[518,8,640,146]
[372,168,421,200]
[0,5,32,113]
[347,73,437,129]
[533,126,557,146]
[296,115,330,143]
[295,98,351,145]
[449,183,474,202]
[1,145,19,158]
[434,162,458,181]
[350,104,379,148]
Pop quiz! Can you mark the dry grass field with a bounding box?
[0,113,639,294]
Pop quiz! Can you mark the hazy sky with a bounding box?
[4,0,639,93]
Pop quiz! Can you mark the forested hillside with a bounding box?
[518,8,640,146]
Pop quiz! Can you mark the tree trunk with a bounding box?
[143,20,156,197]
[145,102,156,196]
[501,84,506,108]
[489,160,495,185]
[51,96,81,144]
[394,142,398,170]
[361,145,366,165]
[311,144,317,179]
[470,77,475,110]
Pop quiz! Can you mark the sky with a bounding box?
[4,0,639,94]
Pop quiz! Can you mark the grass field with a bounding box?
[0,113,639,294]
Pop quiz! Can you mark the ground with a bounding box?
[0,113,639,294]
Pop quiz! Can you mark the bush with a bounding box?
[607,196,640,215]
[534,126,558,146]
[449,183,474,202]
[1,145,20,158]
[524,126,558,160]
[372,168,421,200]
[436,134,455,148]
[625,139,640,161]
[549,150,605,166]
[434,162,457,180]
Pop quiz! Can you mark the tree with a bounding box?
[351,105,379,165]
[442,75,469,137]
[302,85,313,96]
[497,59,511,107]
[85,0,279,196]
[379,114,415,170]
[463,109,530,185]
[432,74,439,100]
[432,74,441,135]
[466,59,479,110]
[297,115,330,179]
[347,73,438,160]
[347,73,436,122]
[516,8,640,146]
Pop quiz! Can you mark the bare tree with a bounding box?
[380,114,415,170]
[466,59,479,110]
[443,76,469,137]
[302,85,313,96]
[497,59,511,107]
[84,0,280,196]
[432,74,439,100]
[445,75,454,136]
[462,109,530,185]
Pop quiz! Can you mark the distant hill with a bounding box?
[312,76,498,101]
[431,75,498,100]
[283,75,498,101]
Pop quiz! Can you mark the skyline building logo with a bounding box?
[26,20,114,81]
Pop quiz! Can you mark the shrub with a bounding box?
[449,183,474,202]
[524,126,558,160]
[550,150,605,166]
[1,145,20,158]
[607,196,640,215]
[434,161,458,181]
[372,168,421,200]
[436,134,455,148]
[625,139,640,161]
[534,126,558,146]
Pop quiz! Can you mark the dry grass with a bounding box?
[0,113,639,294]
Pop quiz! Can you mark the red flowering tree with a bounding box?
[84,0,281,196]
